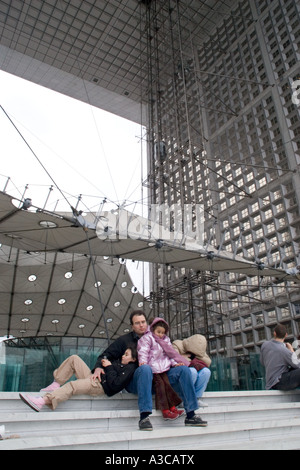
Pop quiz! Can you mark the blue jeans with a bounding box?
[126,365,198,414]
[189,367,211,398]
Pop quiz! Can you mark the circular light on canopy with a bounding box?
[64,272,73,279]
[39,221,58,228]
[28,275,37,282]
[24,299,33,305]
[11,199,21,209]
[58,298,66,305]
[5,234,22,239]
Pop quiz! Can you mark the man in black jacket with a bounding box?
[92,310,147,374]
[92,310,205,431]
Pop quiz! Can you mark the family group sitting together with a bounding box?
[19,310,211,431]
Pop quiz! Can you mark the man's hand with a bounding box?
[286,342,294,352]
[91,367,103,383]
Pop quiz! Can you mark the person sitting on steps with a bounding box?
[260,323,300,391]
[93,311,207,430]
[19,344,137,412]
[137,317,187,421]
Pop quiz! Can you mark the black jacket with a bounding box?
[100,360,137,397]
[93,331,139,371]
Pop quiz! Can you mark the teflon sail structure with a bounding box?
[0,191,299,282]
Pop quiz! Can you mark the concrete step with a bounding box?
[1,389,299,411]
[1,417,300,450]
[1,391,300,450]
[2,399,300,435]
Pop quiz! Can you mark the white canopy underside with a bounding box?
[0,191,298,339]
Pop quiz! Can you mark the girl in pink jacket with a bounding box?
[137,317,189,420]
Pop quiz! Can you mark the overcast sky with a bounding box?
[0,70,149,294]
[0,70,147,214]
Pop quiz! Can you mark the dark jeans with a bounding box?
[273,369,300,390]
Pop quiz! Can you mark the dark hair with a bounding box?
[126,343,137,361]
[151,320,168,333]
[274,324,287,339]
[129,310,147,325]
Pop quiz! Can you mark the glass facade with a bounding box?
[0,337,106,392]
[0,337,265,392]
[206,354,265,392]
[143,0,300,356]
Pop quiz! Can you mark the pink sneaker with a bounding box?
[19,393,45,412]
[40,381,60,392]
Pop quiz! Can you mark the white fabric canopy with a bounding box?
[0,192,150,339]
[0,191,299,339]
[0,191,298,281]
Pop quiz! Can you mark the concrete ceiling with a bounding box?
[0,0,236,123]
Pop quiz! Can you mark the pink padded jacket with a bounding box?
[137,318,178,374]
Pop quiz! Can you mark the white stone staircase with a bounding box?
[1,390,300,450]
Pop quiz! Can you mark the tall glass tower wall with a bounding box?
[145,0,300,356]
